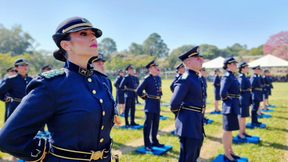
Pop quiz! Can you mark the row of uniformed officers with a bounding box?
[0,16,273,162]
[169,47,273,161]
[0,16,167,162]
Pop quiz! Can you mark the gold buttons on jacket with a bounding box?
[102,111,105,116]
[101,126,104,130]
[88,78,92,82]
[92,90,96,94]
[100,99,103,103]
[100,138,104,143]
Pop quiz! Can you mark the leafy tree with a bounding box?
[248,45,263,56]
[0,25,34,56]
[166,45,194,69]
[223,43,246,57]
[263,31,288,59]
[199,44,222,59]
[128,42,143,55]
[143,33,169,58]
[98,37,117,56]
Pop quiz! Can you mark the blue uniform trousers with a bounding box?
[4,103,9,122]
[144,112,160,147]
[125,97,136,125]
[251,100,260,123]
[179,137,203,162]
[135,92,139,103]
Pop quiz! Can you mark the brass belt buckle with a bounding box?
[90,150,104,161]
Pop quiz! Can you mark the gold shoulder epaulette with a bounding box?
[39,69,65,79]
[7,74,17,79]
[181,72,189,80]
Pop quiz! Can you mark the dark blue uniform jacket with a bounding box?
[119,74,137,98]
[250,74,262,101]
[113,75,124,95]
[0,61,114,162]
[136,74,161,113]
[262,75,270,92]
[213,75,221,97]
[0,74,33,117]
[170,70,205,139]
[170,73,182,92]
[201,76,207,98]
[238,73,251,106]
[220,70,240,115]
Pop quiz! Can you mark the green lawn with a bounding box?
[0,81,287,162]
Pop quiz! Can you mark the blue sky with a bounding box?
[1,0,287,53]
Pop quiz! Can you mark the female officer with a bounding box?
[220,57,240,162]
[237,62,251,139]
[0,17,119,162]
[213,68,221,113]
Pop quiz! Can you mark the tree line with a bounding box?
[0,24,286,76]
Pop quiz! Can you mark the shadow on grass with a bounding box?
[112,141,138,154]
[205,120,222,126]
[272,115,288,120]
[130,147,180,161]
[113,141,179,159]
[205,135,222,144]
[258,140,288,151]
[266,126,288,133]
[273,110,288,113]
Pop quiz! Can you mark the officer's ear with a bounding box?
[60,40,71,51]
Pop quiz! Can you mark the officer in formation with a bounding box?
[256,69,265,116]
[134,72,140,104]
[199,67,210,124]
[91,53,106,73]
[114,69,125,115]
[170,46,205,162]
[261,69,271,111]
[237,62,252,140]
[170,63,185,93]
[5,67,16,79]
[120,64,139,127]
[265,69,274,106]
[136,60,164,151]
[0,66,20,162]
[42,64,53,73]
[0,17,119,162]
[220,57,240,162]
[0,58,33,120]
[250,65,263,126]
[156,68,163,98]
[2,67,16,122]
[213,68,221,113]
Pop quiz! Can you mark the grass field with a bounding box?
[0,80,287,162]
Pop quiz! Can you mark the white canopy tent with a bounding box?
[202,56,225,69]
[248,54,288,68]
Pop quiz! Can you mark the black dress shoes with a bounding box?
[231,154,240,159]
[145,146,153,151]
[237,135,247,140]
[243,133,252,137]
[223,155,237,162]
[152,143,165,147]
[130,123,139,126]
